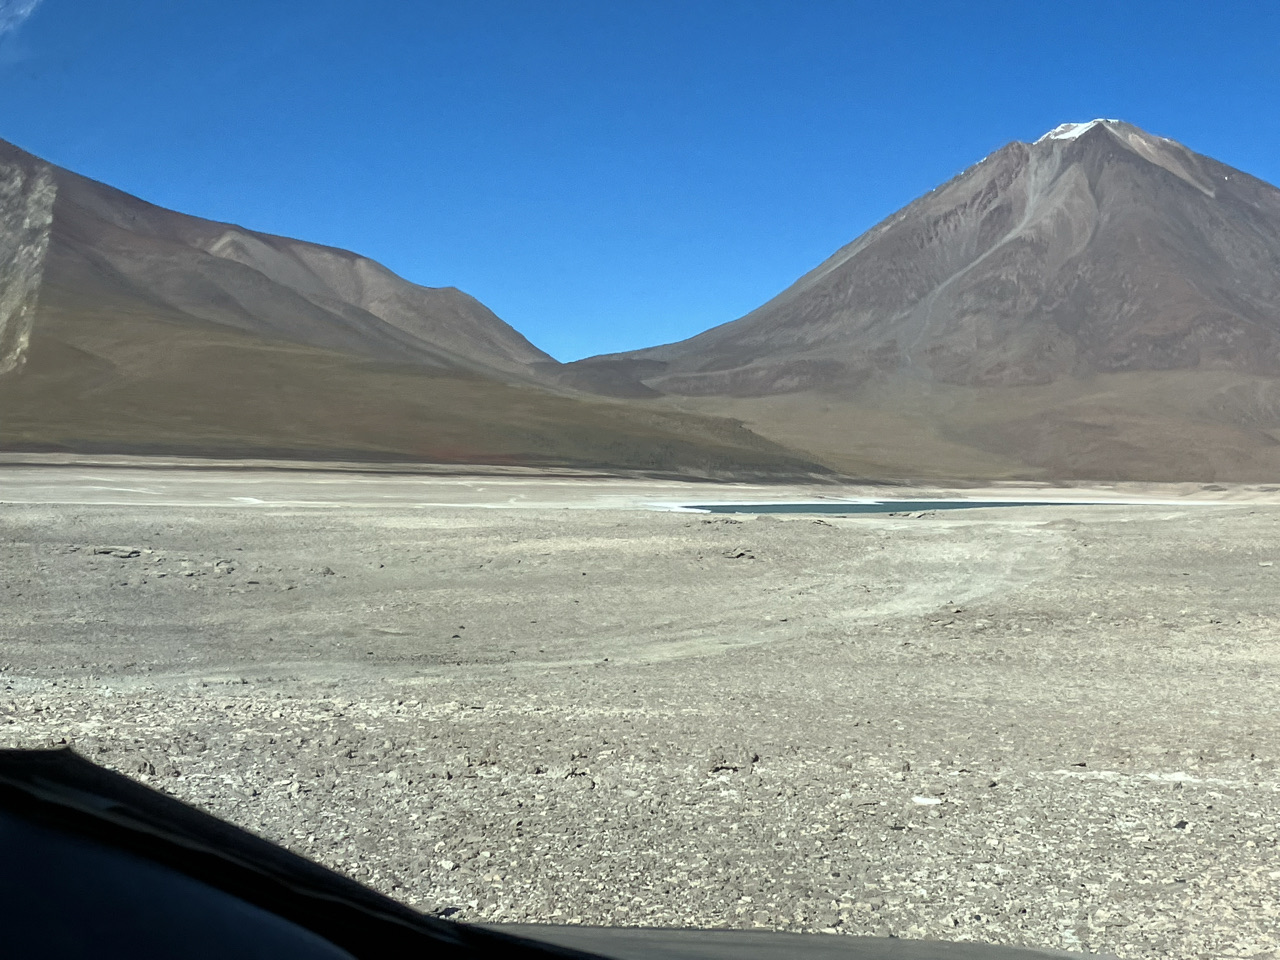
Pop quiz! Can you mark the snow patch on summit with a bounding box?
[1037,119,1121,142]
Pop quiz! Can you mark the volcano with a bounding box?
[572,120,1280,480]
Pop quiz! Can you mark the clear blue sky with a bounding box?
[2,1,1278,361]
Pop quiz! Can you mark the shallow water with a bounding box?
[688,499,1095,515]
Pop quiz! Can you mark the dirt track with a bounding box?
[3,469,1279,959]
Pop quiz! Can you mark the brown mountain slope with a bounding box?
[573,120,1280,480]
[0,138,825,478]
[4,136,552,378]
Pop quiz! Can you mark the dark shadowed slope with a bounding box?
[0,138,824,478]
[571,120,1280,480]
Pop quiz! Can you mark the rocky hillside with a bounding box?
[0,137,824,479]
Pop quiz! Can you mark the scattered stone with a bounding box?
[2,495,1277,959]
[93,546,142,558]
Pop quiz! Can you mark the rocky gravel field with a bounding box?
[2,482,1279,959]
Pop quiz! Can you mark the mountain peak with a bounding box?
[1035,118,1123,142]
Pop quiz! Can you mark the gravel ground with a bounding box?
[2,490,1279,959]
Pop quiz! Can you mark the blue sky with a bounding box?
[2,1,1278,360]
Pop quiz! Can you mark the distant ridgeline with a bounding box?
[6,120,1280,481]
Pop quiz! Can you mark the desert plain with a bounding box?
[2,462,1279,960]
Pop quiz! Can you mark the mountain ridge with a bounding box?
[7,121,1280,480]
[0,136,828,479]
[27,140,555,378]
